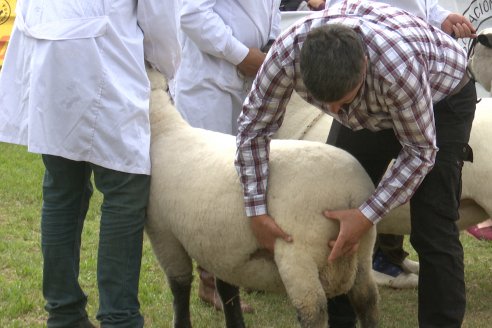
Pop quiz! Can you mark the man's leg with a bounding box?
[197,265,222,310]
[197,266,254,313]
[328,122,418,287]
[410,80,476,327]
[374,234,408,265]
[92,165,150,328]
[41,155,94,328]
[326,122,400,325]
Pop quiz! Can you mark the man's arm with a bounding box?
[325,58,438,261]
[180,0,249,66]
[361,60,437,223]
[235,46,296,251]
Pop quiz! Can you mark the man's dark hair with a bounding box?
[300,24,366,102]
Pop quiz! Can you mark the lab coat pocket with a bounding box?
[17,0,110,40]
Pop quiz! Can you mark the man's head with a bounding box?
[300,24,366,105]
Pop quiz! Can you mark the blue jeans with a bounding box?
[326,79,476,327]
[41,155,150,328]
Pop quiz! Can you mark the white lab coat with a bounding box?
[139,0,181,87]
[174,0,281,135]
[0,0,177,175]
[326,0,450,28]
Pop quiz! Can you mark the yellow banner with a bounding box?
[0,0,16,67]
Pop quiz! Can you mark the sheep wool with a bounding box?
[145,68,379,328]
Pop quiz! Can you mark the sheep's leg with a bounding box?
[275,246,328,328]
[347,263,379,328]
[216,278,245,328]
[145,223,194,327]
[169,275,193,328]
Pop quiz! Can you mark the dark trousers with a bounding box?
[41,155,150,328]
[328,120,407,266]
[326,80,476,327]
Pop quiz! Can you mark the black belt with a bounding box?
[449,72,471,97]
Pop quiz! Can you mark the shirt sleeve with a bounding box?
[359,56,438,223]
[427,0,451,29]
[270,1,282,41]
[179,0,249,66]
[235,46,294,217]
[138,0,181,80]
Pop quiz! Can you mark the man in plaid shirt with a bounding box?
[235,1,476,326]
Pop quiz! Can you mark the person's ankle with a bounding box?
[372,250,403,277]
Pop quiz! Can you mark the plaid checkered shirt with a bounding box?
[235,0,468,223]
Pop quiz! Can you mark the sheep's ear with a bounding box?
[478,33,492,48]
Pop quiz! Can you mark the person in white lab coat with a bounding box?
[174,0,281,135]
[173,0,281,313]
[0,1,178,327]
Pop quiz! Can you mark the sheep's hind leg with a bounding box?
[145,224,194,327]
[216,278,245,328]
[169,275,193,328]
[348,264,379,328]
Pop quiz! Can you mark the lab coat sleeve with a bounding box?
[137,0,181,80]
[427,0,451,29]
[180,0,249,66]
[270,1,282,40]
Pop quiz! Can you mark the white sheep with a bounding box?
[469,28,492,94]
[145,68,379,328]
[273,92,332,142]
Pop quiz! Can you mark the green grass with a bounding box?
[1,142,491,327]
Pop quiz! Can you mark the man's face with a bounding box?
[326,57,367,114]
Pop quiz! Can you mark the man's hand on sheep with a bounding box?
[324,209,373,262]
[441,14,477,39]
[250,214,293,253]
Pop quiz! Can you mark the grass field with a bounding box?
[1,142,491,327]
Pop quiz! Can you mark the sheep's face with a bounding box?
[469,28,492,93]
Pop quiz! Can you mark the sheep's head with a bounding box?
[468,28,492,93]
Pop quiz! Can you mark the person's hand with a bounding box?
[323,208,373,262]
[307,0,326,11]
[250,214,293,253]
[237,48,266,77]
[441,14,477,39]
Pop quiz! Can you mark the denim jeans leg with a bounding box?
[41,155,93,328]
[92,165,150,328]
